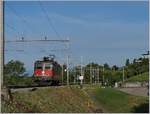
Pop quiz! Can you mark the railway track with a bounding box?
[8,84,52,89]
[7,84,65,92]
[6,83,95,92]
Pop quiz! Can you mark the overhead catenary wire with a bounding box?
[5,39,69,43]
[5,23,22,37]
[5,49,24,52]
[6,3,67,42]
[6,5,39,38]
[5,3,71,83]
[38,1,61,40]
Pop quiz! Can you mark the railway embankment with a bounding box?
[1,85,149,113]
[1,85,102,113]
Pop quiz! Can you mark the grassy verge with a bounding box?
[84,87,149,113]
[1,86,101,113]
[125,72,149,82]
[2,85,149,113]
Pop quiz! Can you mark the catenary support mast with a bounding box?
[0,1,3,86]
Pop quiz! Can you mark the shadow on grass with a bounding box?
[132,101,149,113]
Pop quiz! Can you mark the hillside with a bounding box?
[125,72,149,82]
[1,85,149,113]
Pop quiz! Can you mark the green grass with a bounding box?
[2,85,149,113]
[84,87,149,113]
[125,72,149,82]
[1,86,100,113]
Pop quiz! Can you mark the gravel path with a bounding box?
[116,87,149,97]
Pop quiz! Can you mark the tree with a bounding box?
[4,60,27,86]
[104,63,110,70]
[133,59,136,64]
[112,65,119,71]
[4,60,26,76]
[125,59,130,66]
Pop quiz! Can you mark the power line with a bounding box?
[5,49,24,52]
[6,5,37,37]
[5,48,68,52]
[5,39,69,43]
[38,1,61,39]
[5,23,22,37]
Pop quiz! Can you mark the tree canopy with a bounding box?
[4,60,26,76]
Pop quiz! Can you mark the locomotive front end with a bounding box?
[34,61,54,82]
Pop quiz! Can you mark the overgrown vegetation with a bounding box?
[84,86,149,113]
[1,86,101,113]
[3,60,35,86]
[4,75,34,86]
[2,86,149,113]
[125,57,149,78]
[125,72,149,82]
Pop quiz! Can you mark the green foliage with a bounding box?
[2,87,99,113]
[125,72,149,82]
[104,63,110,70]
[125,59,130,66]
[4,75,34,86]
[85,87,148,113]
[3,60,33,86]
[4,60,26,76]
[104,70,123,86]
[125,58,149,78]
[112,65,119,70]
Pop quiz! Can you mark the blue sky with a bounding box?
[4,1,149,74]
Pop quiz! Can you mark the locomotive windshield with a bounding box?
[45,63,53,69]
[35,62,42,69]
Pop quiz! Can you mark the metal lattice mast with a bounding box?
[90,63,92,84]
[66,37,70,85]
[122,66,125,82]
[102,65,105,85]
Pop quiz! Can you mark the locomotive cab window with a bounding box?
[45,63,53,69]
[35,63,43,69]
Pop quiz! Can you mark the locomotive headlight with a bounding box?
[42,71,45,74]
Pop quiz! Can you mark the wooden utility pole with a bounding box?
[0,1,3,86]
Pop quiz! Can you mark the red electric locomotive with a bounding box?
[33,55,61,85]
